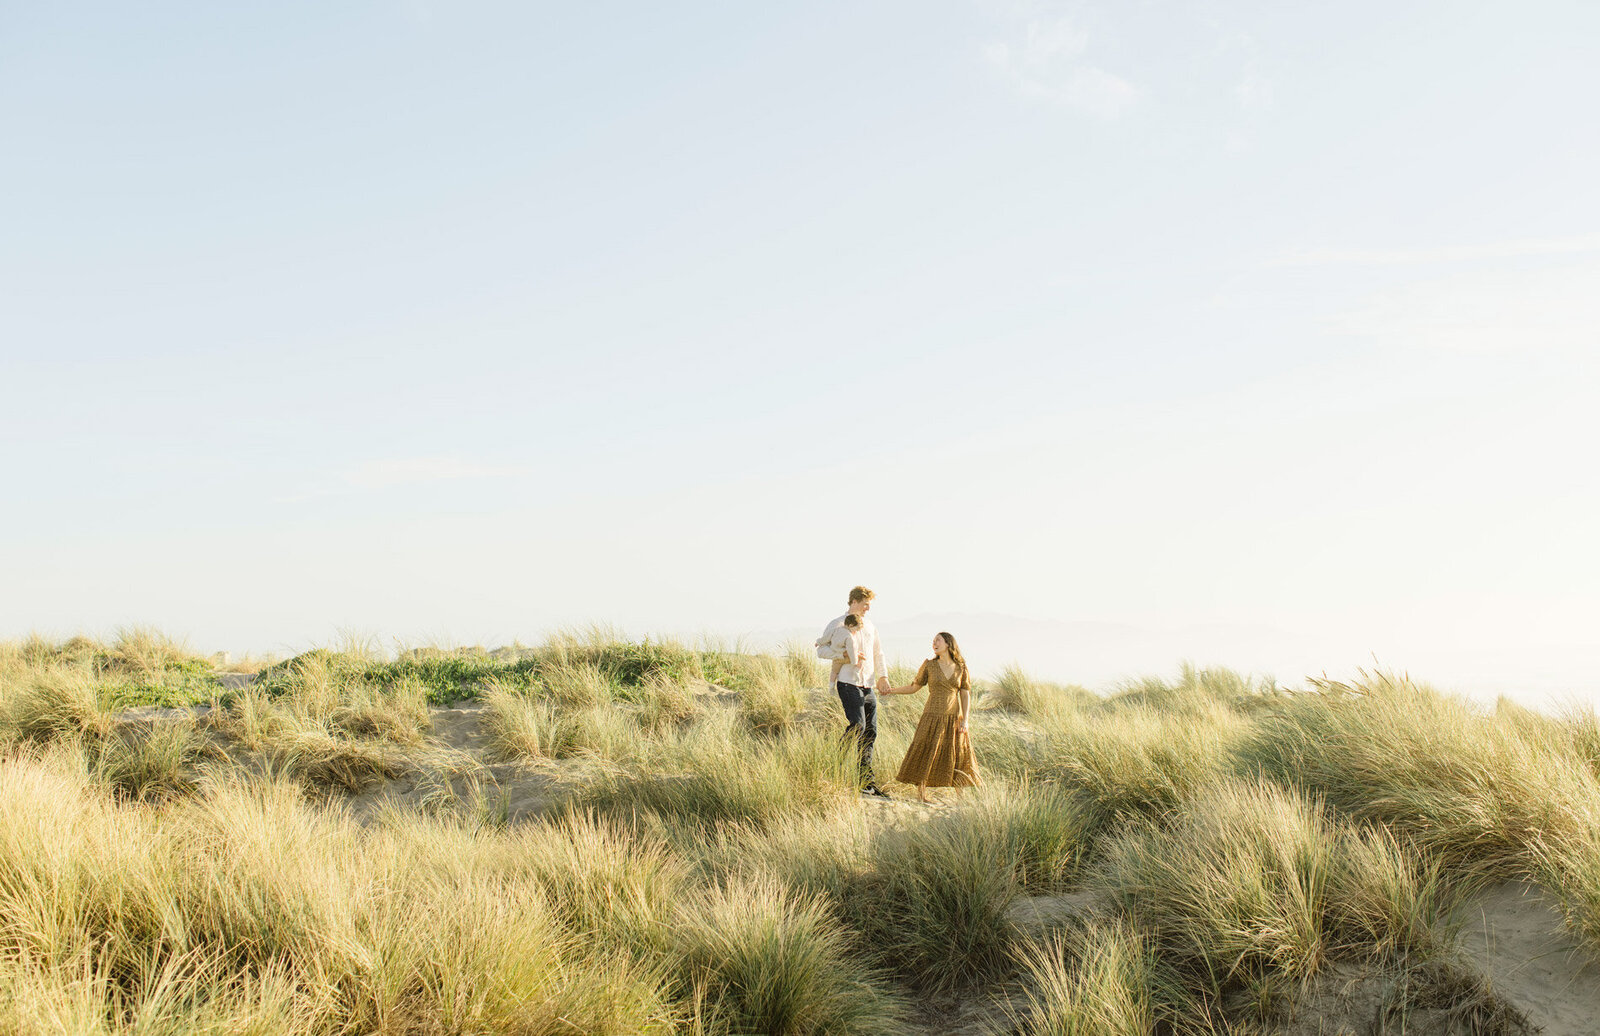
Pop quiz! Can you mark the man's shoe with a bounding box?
[863,783,891,799]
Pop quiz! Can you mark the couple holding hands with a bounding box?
[815,585,981,803]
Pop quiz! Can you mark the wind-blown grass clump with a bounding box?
[1005,920,1169,1036]
[481,682,550,760]
[578,718,858,830]
[638,674,701,731]
[1104,660,1282,715]
[90,721,203,803]
[266,729,402,793]
[994,699,1246,822]
[984,662,1095,719]
[738,655,806,734]
[1089,778,1458,1023]
[329,676,430,744]
[677,879,906,1036]
[0,628,223,712]
[1241,672,1600,878]
[481,680,637,763]
[0,667,118,747]
[710,784,1101,997]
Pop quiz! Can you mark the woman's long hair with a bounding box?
[936,631,968,685]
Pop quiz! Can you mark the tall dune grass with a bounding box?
[578,717,858,830]
[3,634,1597,1033]
[0,747,907,1035]
[1005,920,1169,1036]
[1089,777,1460,1023]
[1242,672,1600,876]
[983,662,1095,720]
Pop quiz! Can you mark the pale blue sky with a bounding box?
[3,2,1597,701]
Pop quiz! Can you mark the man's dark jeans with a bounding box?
[835,681,877,787]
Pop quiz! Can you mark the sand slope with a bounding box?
[1456,881,1600,1036]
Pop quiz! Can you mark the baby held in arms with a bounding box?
[822,613,867,688]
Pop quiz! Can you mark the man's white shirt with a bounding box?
[817,613,886,688]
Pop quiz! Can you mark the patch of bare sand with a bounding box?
[911,994,1012,1036]
[340,702,576,822]
[1453,881,1600,1036]
[1272,960,1533,1036]
[426,701,490,752]
[111,699,574,823]
[342,758,565,824]
[1006,889,1101,934]
[1269,880,1600,1035]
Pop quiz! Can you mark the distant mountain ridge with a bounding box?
[745,611,1598,707]
[752,611,1310,690]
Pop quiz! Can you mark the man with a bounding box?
[816,585,892,797]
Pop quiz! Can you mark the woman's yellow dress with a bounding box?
[895,659,981,788]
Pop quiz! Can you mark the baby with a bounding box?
[820,613,867,689]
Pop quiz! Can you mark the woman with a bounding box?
[883,632,980,803]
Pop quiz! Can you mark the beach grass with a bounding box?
[0,630,1590,1033]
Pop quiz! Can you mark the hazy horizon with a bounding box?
[14,608,1594,713]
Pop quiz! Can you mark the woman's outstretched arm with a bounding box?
[884,660,929,696]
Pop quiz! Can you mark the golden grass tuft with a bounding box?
[104,625,203,678]
[982,662,1094,719]
[638,673,701,731]
[330,676,430,744]
[482,682,551,761]
[266,729,401,793]
[540,659,616,708]
[738,656,805,734]
[0,667,117,746]
[1006,920,1164,1036]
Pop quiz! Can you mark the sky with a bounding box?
[2,1,1597,704]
